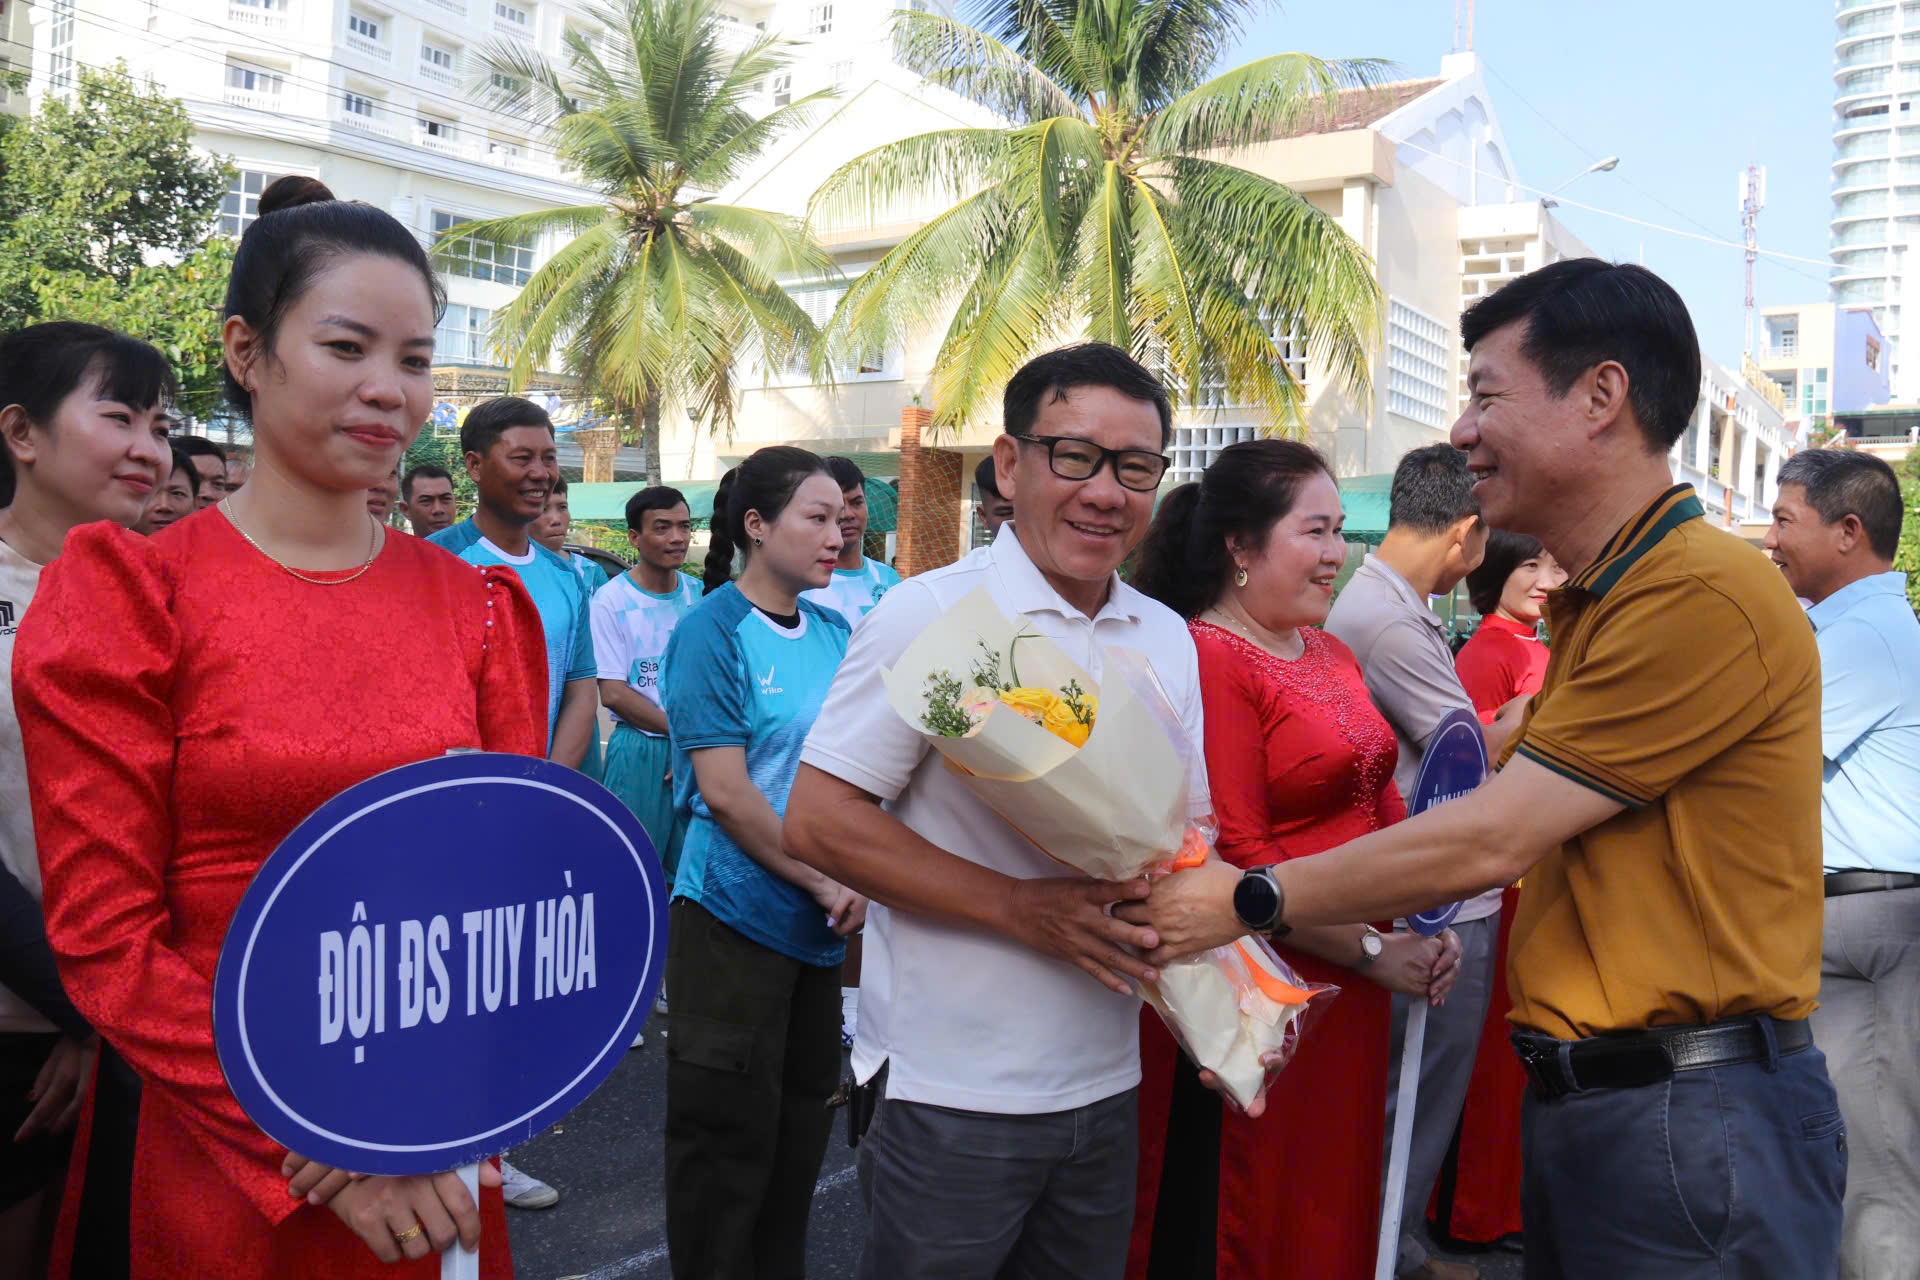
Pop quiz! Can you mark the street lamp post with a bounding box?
[1541,156,1619,208]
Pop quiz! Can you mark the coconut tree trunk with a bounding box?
[639,389,663,485]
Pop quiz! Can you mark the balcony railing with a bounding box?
[419,59,459,85]
[1839,9,1895,37]
[425,0,467,11]
[229,4,288,30]
[337,108,397,139]
[1837,38,1894,69]
[1836,130,1891,161]
[344,32,391,61]
[493,17,534,41]
[222,88,284,111]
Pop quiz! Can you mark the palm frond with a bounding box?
[1147,54,1396,156]
[890,9,1081,123]
[808,128,1009,232]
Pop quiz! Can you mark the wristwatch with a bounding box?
[1232,868,1291,938]
[1355,924,1384,970]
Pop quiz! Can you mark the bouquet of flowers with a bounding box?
[882,587,1336,1111]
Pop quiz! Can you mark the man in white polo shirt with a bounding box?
[786,343,1207,1279]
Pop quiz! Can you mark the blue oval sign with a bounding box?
[212,753,666,1175]
[1404,708,1490,937]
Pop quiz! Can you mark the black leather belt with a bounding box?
[1511,1016,1814,1101]
[1825,870,1920,898]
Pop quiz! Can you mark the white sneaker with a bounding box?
[498,1159,560,1210]
[654,990,669,1016]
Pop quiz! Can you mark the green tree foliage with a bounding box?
[451,0,835,483]
[1897,448,1919,617]
[0,64,233,416]
[32,241,234,420]
[809,0,1386,433]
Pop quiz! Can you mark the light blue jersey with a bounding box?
[802,555,901,628]
[590,570,705,734]
[430,518,594,747]
[661,584,851,965]
[567,552,610,596]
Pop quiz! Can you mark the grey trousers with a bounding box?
[855,1071,1138,1280]
[1810,885,1920,1280]
[1383,913,1500,1275]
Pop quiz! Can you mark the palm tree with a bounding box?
[449,0,836,482]
[810,0,1387,433]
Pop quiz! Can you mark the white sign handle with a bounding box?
[442,1162,482,1280]
[1374,1001,1428,1280]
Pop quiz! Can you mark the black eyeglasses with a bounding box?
[1012,434,1170,493]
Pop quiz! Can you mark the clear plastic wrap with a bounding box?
[881,586,1340,1112]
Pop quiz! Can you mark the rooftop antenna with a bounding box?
[1739,163,1767,359]
[1453,0,1475,51]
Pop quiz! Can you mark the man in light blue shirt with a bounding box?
[429,397,598,770]
[1767,447,1920,1277]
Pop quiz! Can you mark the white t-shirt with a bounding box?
[802,556,901,628]
[800,527,1209,1114]
[0,537,51,1032]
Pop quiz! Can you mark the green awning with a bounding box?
[569,477,898,532]
[1337,473,1392,547]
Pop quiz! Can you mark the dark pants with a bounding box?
[1520,1036,1847,1279]
[855,1066,1137,1280]
[663,901,842,1280]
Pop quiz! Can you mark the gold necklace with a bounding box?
[221,497,382,586]
[1204,606,1304,660]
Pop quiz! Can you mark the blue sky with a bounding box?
[1225,0,1837,367]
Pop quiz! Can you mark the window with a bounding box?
[48,0,75,95]
[494,1,530,25]
[343,90,377,117]
[490,70,524,93]
[778,281,896,382]
[806,3,832,33]
[1385,298,1451,427]
[436,304,496,364]
[1867,337,1883,371]
[1168,423,1256,486]
[1800,367,1830,419]
[218,169,283,237]
[831,60,852,86]
[771,73,791,106]
[1770,321,1798,358]
[431,211,534,286]
[423,42,455,68]
[348,11,381,39]
[225,62,286,95]
[418,117,456,145]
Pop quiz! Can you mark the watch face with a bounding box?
[1362,931,1384,958]
[1233,871,1278,929]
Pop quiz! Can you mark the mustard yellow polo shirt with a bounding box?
[1507,485,1824,1040]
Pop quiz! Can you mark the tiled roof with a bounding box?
[1270,77,1445,139]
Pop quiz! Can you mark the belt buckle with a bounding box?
[1513,1036,1570,1100]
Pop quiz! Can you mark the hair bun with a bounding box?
[257,175,335,218]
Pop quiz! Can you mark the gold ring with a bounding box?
[393,1224,425,1246]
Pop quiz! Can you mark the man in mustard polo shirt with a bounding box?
[1131,259,1845,1278]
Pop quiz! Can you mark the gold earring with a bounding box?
[1234,566,1249,588]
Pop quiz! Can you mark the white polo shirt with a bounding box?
[800,526,1209,1114]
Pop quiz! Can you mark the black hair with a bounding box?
[550,474,569,497]
[975,455,1003,499]
[170,443,203,496]
[174,434,227,465]
[1389,443,1479,534]
[703,446,831,594]
[1460,259,1701,452]
[460,396,554,458]
[825,455,865,494]
[1132,439,1334,619]
[1777,448,1904,561]
[626,485,688,528]
[1004,343,1174,448]
[0,322,178,507]
[1466,529,1546,617]
[223,175,447,420]
[400,462,451,502]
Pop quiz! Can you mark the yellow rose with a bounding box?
[1041,695,1094,747]
[996,686,1056,723]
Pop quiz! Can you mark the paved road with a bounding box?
[506,1027,1522,1280]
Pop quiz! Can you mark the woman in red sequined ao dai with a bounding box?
[1127,440,1464,1280]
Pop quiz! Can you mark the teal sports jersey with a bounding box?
[661,584,851,966]
[567,552,610,595]
[802,556,901,627]
[429,518,594,747]
[589,570,705,735]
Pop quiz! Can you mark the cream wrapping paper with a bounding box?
[880,587,1333,1110]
